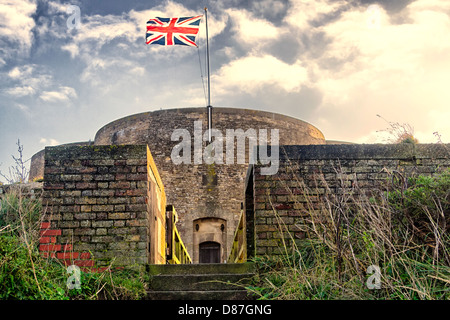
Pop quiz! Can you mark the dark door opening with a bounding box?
[199,241,220,263]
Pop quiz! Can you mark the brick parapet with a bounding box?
[250,143,450,256]
[41,145,149,271]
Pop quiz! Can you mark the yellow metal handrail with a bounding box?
[228,208,246,263]
[146,146,191,265]
[147,146,166,264]
[166,206,192,264]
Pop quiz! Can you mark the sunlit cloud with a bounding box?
[39,86,77,103]
[308,0,450,142]
[215,54,308,94]
[0,0,37,60]
[39,138,60,146]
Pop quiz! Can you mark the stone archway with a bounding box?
[193,217,227,263]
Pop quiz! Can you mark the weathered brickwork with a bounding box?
[29,141,93,182]
[41,145,150,270]
[30,107,326,259]
[92,108,325,259]
[247,144,450,257]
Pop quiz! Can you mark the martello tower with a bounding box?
[30,107,326,263]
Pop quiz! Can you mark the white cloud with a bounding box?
[214,54,308,94]
[408,0,450,13]
[8,64,35,79]
[130,66,145,76]
[226,8,279,45]
[285,0,346,31]
[75,15,139,46]
[0,0,37,59]
[61,43,79,59]
[8,67,22,79]
[39,138,60,146]
[4,86,35,97]
[79,56,145,85]
[4,64,54,98]
[39,86,77,103]
[292,0,450,142]
[47,1,68,14]
[60,14,139,61]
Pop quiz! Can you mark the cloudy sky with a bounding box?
[1,0,449,182]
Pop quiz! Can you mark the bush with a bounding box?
[248,169,450,300]
[0,188,148,300]
[387,169,450,255]
[0,232,68,300]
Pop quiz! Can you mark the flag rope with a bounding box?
[197,45,208,107]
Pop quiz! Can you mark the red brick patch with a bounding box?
[39,223,98,272]
[40,229,61,236]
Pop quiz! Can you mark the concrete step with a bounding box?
[148,262,255,275]
[149,273,254,291]
[146,263,256,300]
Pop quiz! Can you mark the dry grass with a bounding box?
[248,167,450,300]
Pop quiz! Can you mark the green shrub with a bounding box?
[0,188,148,300]
[0,231,68,300]
[387,169,450,249]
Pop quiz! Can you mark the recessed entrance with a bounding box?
[199,241,221,263]
[192,217,227,263]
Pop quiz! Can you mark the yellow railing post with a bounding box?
[147,146,166,264]
[228,208,246,263]
[166,205,192,264]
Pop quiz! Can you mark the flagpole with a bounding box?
[205,7,212,143]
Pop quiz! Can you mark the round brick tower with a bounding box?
[30,107,326,262]
[93,107,325,262]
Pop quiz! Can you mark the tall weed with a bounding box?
[248,168,450,300]
[0,187,148,300]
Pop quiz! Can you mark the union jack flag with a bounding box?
[146,16,202,47]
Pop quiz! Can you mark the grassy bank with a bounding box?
[248,168,450,300]
[1,168,449,300]
[0,187,148,300]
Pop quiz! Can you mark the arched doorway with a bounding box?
[199,241,221,263]
[193,217,227,263]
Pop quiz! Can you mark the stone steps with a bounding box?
[146,263,255,300]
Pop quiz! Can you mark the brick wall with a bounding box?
[41,145,150,271]
[247,144,450,257]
